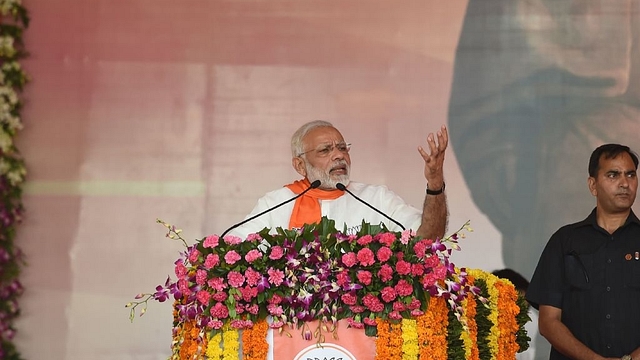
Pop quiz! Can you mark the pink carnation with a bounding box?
[246,304,259,315]
[347,318,364,329]
[246,233,262,242]
[422,273,437,287]
[389,310,403,320]
[177,278,192,297]
[408,297,422,310]
[204,254,220,269]
[212,292,227,302]
[267,304,284,316]
[241,286,258,302]
[363,317,377,326]
[362,294,384,312]
[174,261,187,278]
[224,250,241,265]
[244,249,262,263]
[269,246,284,260]
[267,268,284,286]
[196,290,211,305]
[356,234,373,246]
[376,246,393,263]
[208,319,224,329]
[341,293,358,306]
[268,294,283,305]
[245,267,261,286]
[224,235,243,245]
[392,301,406,312]
[210,302,229,318]
[350,305,365,313]
[411,264,425,276]
[195,269,207,285]
[208,277,226,291]
[188,249,201,264]
[378,264,394,282]
[433,265,447,279]
[395,260,411,275]
[376,232,396,247]
[341,252,357,268]
[413,241,427,258]
[357,270,372,286]
[356,248,375,267]
[380,286,397,303]
[336,271,350,286]
[395,279,413,296]
[203,235,220,248]
[425,254,440,268]
[227,271,245,287]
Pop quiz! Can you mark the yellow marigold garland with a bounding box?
[221,323,240,360]
[401,319,419,360]
[461,275,480,360]
[206,331,223,360]
[242,319,269,360]
[495,280,520,360]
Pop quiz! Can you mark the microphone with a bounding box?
[219,179,322,239]
[336,182,406,231]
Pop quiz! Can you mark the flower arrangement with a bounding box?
[128,217,530,359]
[0,1,28,359]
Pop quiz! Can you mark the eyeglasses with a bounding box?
[298,142,351,157]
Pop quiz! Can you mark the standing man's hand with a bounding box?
[418,124,448,190]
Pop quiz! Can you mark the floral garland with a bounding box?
[0,1,28,359]
[128,220,531,360]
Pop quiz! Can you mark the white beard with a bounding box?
[305,160,350,190]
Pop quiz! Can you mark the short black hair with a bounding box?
[492,268,529,292]
[588,144,639,177]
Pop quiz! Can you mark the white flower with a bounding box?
[6,169,23,186]
[0,158,9,175]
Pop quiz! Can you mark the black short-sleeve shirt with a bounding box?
[526,208,640,359]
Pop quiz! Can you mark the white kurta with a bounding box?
[229,181,422,238]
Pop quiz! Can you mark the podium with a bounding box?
[148,217,530,360]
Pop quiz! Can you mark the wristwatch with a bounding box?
[621,355,632,360]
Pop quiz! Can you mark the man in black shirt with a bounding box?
[527,144,640,360]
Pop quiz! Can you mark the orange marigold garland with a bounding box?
[495,280,520,360]
[242,319,269,360]
[388,321,404,360]
[416,297,448,360]
[375,318,392,360]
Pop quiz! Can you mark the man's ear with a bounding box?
[588,177,597,196]
[292,157,307,177]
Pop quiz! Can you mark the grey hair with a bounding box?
[291,120,335,157]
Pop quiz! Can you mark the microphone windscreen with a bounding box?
[310,180,322,189]
[336,183,346,191]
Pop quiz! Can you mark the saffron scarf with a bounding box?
[285,178,344,229]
